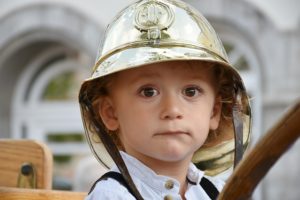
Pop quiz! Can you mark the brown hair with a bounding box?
[81,74,125,150]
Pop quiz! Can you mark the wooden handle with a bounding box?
[218,100,300,200]
[0,140,53,189]
[0,187,86,200]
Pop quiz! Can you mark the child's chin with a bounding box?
[156,150,193,162]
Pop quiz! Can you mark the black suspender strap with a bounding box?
[89,171,219,200]
[88,171,138,199]
[200,176,219,200]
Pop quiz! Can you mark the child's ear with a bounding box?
[209,96,222,130]
[98,97,119,131]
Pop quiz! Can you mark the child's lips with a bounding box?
[155,131,189,136]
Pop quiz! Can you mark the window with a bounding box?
[12,45,91,190]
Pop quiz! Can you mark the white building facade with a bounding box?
[0,0,299,199]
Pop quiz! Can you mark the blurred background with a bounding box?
[0,0,299,199]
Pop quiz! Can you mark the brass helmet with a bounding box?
[79,0,251,192]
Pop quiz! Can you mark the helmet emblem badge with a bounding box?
[135,1,174,40]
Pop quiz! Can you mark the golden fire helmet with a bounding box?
[79,0,251,191]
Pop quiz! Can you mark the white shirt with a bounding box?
[86,152,224,200]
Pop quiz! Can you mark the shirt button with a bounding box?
[164,180,174,190]
[164,195,173,200]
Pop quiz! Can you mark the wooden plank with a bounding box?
[0,140,53,189]
[218,100,300,199]
[0,187,86,200]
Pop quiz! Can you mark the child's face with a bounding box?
[99,61,221,166]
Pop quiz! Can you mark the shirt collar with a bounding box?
[111,151,205,193]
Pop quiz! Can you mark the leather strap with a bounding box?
[200,177,219,200]
[88,171,137,198]
[232,87,244,167]
[84,96,144,200]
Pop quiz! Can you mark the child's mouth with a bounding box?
[155,131,189,136]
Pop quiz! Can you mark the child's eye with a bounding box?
[183,86,202,97]
[139,87,159,97]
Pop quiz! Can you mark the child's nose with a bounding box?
[159,94,183,120]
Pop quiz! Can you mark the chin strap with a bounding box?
[232,86,244,167]
[81,94,144,200]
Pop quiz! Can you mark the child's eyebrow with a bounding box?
[128,72,161,84]
[189,75,208,81]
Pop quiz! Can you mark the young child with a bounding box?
[79,0,251,199]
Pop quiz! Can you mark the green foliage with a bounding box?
[42,71,77,100]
